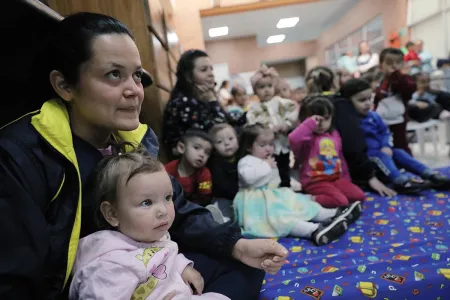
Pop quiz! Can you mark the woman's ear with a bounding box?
[176,141,186,155]
[100,201,119,227]
[49,70,73,102]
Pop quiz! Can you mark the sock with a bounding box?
[393,175,409,185]
[312,207,338,222]
[421,169,435,179]
[289,221,319,238]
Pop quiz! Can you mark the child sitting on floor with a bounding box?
[234,124,361,245]
[165,130,225,221]
[341,78,450,193]
[208,123,240,219]
[247,65,298,188]
[70,149,228,300]
[375,48,416,155]
[289,95,365,208]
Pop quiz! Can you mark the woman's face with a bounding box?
[359,42,370,55]
[192,56,215,90]
[71,34,144,132]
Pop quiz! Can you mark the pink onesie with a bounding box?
[69,230,229,300]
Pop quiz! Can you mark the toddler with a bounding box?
[289,95,365,208]
[227,84,248,123]
[69,150,228,300]
[208,123,240,219]
[165,129,213,206]
[247,65,298,188]
[341,78,450,193]
[234,124,361,246]
[275,78,293,99]
[375,48,416,155]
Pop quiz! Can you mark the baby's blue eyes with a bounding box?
[140,200,152,207]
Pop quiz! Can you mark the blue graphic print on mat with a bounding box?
[259,167,450,300]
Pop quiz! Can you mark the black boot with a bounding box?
[428,173,450,190]
[394,178,432,194]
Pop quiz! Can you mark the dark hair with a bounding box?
[41,13,134,99]
[220,80,229,89]
[181,129,214,146]
[379,47,404,64]
[339,78,372,99]
[238,123,270,158]
[171,49,209,99]
[90,146,164,229]
[406,41,415,49]
[305,66,335,94]
[298,95,334,129]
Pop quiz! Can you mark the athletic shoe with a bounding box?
[312,217,348,246]
[335,201,362,225]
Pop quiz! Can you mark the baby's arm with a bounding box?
[70,261,140,300]
[238,156,273,186]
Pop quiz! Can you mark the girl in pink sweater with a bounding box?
[289,95,365,209]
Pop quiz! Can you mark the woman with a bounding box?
[0,13,287,300]
[356,41,380,74]
[305,66,397,197]
[163,50,246,157]
[218,80,232,107]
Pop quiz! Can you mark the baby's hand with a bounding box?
[311,115,324,125]
[181,265,204,295]
[265,157,277,169]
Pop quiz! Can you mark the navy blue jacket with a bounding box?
[0,100,242,299]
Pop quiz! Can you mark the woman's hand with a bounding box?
[368,177,397,197]
[232,239,289,275]
[196,84,217,102]
[181,265,204,295]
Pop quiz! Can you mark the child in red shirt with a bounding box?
[165,129,213,206]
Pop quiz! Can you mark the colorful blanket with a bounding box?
[260,168,450,300]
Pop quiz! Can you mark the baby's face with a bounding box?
[255,76,275,102]
[213,127,239,157]
[114,171,175,243]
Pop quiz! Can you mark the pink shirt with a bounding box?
[69,230,229,300]
[289,117,350,187]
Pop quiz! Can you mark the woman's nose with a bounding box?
[123,76,142,97]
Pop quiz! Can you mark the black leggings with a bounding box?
[183,252,265,300]
[275,152,291,188]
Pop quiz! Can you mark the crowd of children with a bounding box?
[67,44,450,298]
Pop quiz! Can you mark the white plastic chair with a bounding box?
[406,119,440,157]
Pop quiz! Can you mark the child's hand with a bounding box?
[162,291,177,300]
[415,101,429,109]
[265,157,277,169]
[381,147,393,157]
[181,265,204,295]
[311,115,324,125]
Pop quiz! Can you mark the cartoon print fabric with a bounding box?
[259,167,450,300]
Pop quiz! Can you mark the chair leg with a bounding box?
[416,128,425,156]
[431,126,439,157]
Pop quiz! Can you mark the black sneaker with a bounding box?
[394,178,431,194]
[335,201,362,225]
[428,173,450,190]
[312,217,348,246]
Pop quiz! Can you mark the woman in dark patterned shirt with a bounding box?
[163,50,245,157]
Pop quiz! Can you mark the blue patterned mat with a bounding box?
[260,168,450,300]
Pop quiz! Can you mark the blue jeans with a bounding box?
[369,148,430,182]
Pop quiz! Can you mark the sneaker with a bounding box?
[335,201,362,225]
[206,204,226,224]
[312,217,348,246]
[394,178,431,194]
[428,173,450,190]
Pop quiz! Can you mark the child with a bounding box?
[208,123,240,219]
[289,95,365,208]
[341,78,450,193]
[247,65,298,187]
[375,48,416,155]
[404,41,421,75]
[305,66,337,95]
[69,150,228,300]
[292,87,307,108]
[234,124,361,246]
[165,129,213,207]
[275,78,293,99]
[227,84,248,123]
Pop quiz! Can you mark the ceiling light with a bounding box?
[277,17,299,29]
[267,34,286,44]
[209,26,229,38]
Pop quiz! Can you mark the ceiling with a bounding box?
[201,0,360,47]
